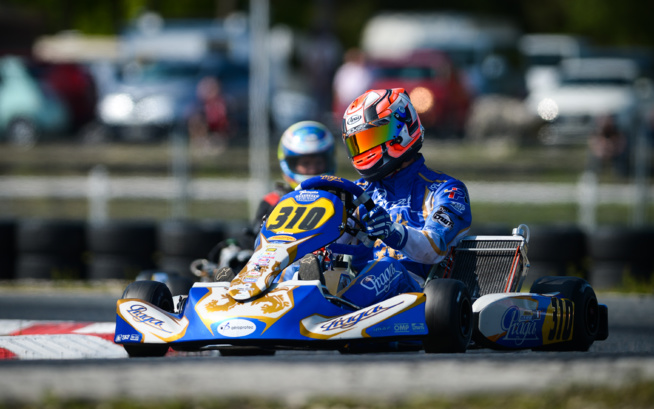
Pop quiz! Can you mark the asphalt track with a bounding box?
[0,288,653,404]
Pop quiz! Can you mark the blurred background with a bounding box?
[0,0,653,289]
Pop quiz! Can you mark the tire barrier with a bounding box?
[0,219,17,280]
[588,226,654,290]
[87,221,157,280]
[15,219,87,280]
[156,220,226,279]
[525,225,588,287]
[3,219,653,291]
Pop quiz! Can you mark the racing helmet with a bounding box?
[278,121,336,188]
[342,88,424,181]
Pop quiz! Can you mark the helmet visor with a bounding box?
[285,153,330,175]
[344,115,407,158]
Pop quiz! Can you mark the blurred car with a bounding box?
[95,57,248,142]
[93,14,250,143]
[526,57,641,145]
[368,49,472,137]
[0,56,70,147]
[31,61,98,134]
[361,11,525,97]
[519,34,588,94]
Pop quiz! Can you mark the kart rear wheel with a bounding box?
[423,279,472,353]
[530,276,600,351]
[121,280,173,357]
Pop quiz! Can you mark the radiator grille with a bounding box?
[447,238,527,297]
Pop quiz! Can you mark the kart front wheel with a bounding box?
[423,279,472,353]
[121,280,173,357]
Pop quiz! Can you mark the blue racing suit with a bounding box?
[337,154,472,307]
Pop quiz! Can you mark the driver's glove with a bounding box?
[362,205,408,250]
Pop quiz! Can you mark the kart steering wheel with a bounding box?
[298,176,375,211]
[298,176,377,250]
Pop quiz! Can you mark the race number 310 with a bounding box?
[266,198,335,233]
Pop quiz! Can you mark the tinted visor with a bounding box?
[344,115,407,158]
[285,153,329,175]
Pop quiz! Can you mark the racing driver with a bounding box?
[337,88,472,308]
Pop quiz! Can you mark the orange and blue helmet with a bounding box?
[342,88,424,181]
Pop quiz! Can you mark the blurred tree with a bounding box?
[1,0,652,48]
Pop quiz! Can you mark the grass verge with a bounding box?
[2,380,653,409]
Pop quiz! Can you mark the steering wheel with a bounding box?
[298,176,377,252]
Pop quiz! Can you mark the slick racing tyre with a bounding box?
[120,281,174,357]
[136,270,195,297]
[530,276,600,351]
[423,279,472,353]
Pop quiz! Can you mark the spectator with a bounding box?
[187,76,230,151]
[332,48,373,119]
[588,114,627,177]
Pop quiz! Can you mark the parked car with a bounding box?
[361,11,525,97]
[368,49,473,137]
[94,15,249,142]
[525,57,641,145]
[0,56,70,147]
[519,34,588,94]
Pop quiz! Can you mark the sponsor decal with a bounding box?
[268,235,295,241]
[361,264,403,296]
[444,187,468,203]
[255,256,274,266]
[411,322,426,332]
[432,206,454,228]
[115,333,142,343]
[319,175,343,183]
[449,202,466,214]
[500,306,540,346]
[126,305,171,333]
[217,319,257,337]
[296,191,320,203]
[320,302,403,332]
[543,297,574,344]
[394,323,410,333]
[347,114,362,125]
[368,325,391,334]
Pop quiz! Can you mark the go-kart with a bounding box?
[114,176,608,357]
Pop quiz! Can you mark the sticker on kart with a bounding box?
[299,293,426,340]
[117,300,189,343]
[265,197,335,234]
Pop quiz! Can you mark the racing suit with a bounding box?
[338,154,472,307]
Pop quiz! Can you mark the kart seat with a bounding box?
[436,224,530,298]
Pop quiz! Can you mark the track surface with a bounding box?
[0,289,652,403]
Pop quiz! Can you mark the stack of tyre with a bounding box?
[87,220,157,280]
[588,226,654,290]
[156,220,226,279]
[0,219,17,280]
[524,225,588,288]
[15,219,87,279]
